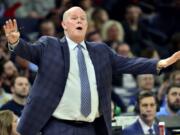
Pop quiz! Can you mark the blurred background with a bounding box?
[0,0,180,134]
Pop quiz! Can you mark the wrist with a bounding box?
[9,39,19,45]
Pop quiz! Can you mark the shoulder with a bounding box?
[122,120,141,135]
[86,41,109,48]
[86,41,114,54]
[123,125,136,135]
[157,107,168,116]
[0,100,13,109]
[34,36,59,45]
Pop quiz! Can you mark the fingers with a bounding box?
[4,19,17,31]
[3,19,18,37]
[3,25,7,35]
[13,19,18,31]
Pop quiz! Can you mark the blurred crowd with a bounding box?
[0,0,180,129]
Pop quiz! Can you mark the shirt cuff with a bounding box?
[8,39,19,51]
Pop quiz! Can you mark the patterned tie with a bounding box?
[148,128,153,135]
[77,44,91,117]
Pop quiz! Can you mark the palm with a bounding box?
[3,19,20,44]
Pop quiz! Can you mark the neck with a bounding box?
[140,116,153,127]
[145,120,153,127]
[65,33,84,44]
[13,95,26,105]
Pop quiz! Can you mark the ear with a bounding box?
[61,21,67,30]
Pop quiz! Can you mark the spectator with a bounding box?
[2,61,18,93]
[123,91,160,135]
[157,84,180,116]
[86,30,102,43]
[128,74,155,111]
[101,20,124,49]
[39,19,57,37]
[78,0,95,21]
[115,42,133,58]
[123,5,154,57]
[91,7,109,31]
[157,70,180,106]
[0,110,19,135]
[0,76,30,117]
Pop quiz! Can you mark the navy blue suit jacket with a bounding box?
[14,36,158,135]
[122,120,159,135]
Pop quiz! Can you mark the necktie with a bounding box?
[77,45,91,117]
[148,128,153,135]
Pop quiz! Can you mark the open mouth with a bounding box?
[76,27,83,30]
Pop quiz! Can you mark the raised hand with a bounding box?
[3,19,20,44]
[158,51,180,68]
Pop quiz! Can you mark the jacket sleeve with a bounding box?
[10,36,48,66]
[106,46,159,75]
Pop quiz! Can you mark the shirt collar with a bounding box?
[138,117,155,134]
[65,36,87,50]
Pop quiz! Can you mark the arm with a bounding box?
[108,45,180,75]
[110,52,158,75]
[3,19,46,65]
[13,37,47,65]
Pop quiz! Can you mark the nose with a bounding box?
[77,18,82,23]
[146,106,153,112]
[22,84,27,89]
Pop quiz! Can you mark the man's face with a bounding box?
[139,97,157,124]
[107,24,119,41]
[126,6,141,22]
[62,7,88,43]
[117,43,130,57]
[138,74,154,91]
[4,61,17,76]
[13,77,29,98]
[167,87,180,113]
[40,22,55,36]
[174,74,180,85]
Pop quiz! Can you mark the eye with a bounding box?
[81,17,85,20]
[71,17,77,20]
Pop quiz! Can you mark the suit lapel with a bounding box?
[86,42,106,113]
[154,124,159,135]
[86,41,101,90]
[135,120,145,135]
[59,37,70,82]
[86,41,100,86]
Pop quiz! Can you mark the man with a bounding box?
[123,91,159,135]
[128,74,155,110]
[0,76,29,117]
[157,85,180,116]
[3,6,180,135]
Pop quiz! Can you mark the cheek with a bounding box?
[12,123,17,132]
[169,97,175,102]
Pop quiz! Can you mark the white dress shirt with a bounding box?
[52,36,99,122]
[139,117,155,134]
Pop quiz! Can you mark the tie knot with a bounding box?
[77,44,84,50]
[148,128,153,134]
